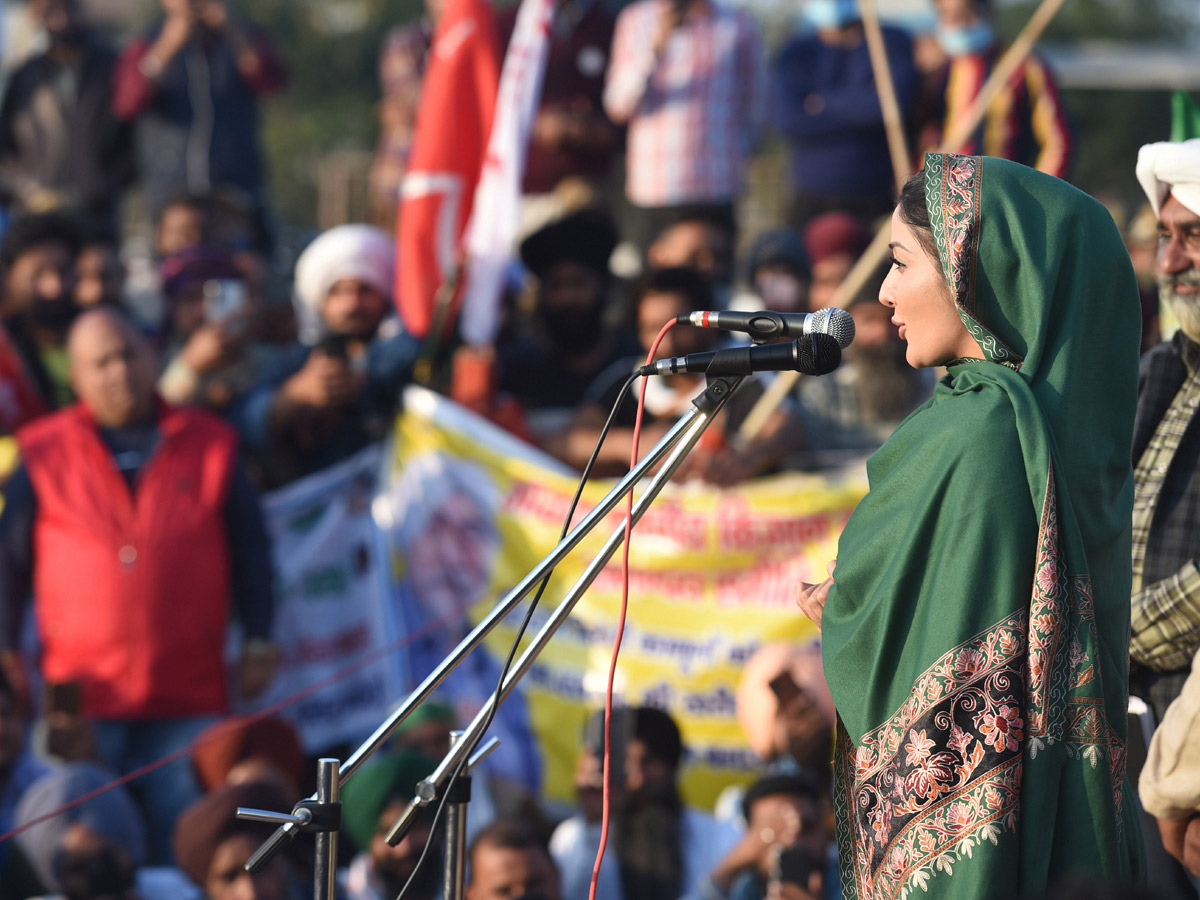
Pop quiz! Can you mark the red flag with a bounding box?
[395,0,501,339]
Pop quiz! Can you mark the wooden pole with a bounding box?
[859,0,911,188]
[735,0,1070,444]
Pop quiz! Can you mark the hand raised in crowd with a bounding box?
[179,318,246,375]
[279,347,365,412]
[154,0,199,62]
[795,560,836,630]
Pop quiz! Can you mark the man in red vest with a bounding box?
[0,307,278,864]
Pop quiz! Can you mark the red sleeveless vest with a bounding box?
[18,403,238,719]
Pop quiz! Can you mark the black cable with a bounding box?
[393,371,643,900]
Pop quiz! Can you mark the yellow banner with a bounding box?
[379,387,867,810]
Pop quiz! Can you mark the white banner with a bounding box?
[248,447,409,753]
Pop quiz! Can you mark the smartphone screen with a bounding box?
[203,279,248,323]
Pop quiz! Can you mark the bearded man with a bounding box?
[550,707,738,900]
[497,208,641,445]
[1131,137,1200,900]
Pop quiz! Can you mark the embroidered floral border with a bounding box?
[923,152,1022,370]
[834,467,1127,900]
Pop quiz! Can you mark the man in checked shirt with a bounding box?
[1130,137,1200,899]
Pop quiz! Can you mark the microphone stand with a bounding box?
[238,375,745,900]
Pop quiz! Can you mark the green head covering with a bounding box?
[823,154,1144,900]
[340,748,438,850]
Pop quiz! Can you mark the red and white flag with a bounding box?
[458,0,556,347]
[395,0,501,339]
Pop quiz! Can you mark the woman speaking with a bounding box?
[798,153,1146,898]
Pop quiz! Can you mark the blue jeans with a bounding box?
[92,716,216,866]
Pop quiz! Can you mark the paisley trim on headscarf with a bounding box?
[923,153,1022,370]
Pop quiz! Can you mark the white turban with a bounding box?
[293,224,395,343]
[1136,138,1200,219]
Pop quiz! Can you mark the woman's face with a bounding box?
[880,207,979,368]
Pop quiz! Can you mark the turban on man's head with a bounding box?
[293,224,395,343]
[172,781,294,887]
[339,748,438,850]
[1136,138,1200,219]
[190,715,306,793]
[15,762,147,893]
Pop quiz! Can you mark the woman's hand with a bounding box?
[796,560,836,629]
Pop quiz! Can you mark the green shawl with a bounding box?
[823,154,1146,899]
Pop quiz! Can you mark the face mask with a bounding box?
[935,22,995,57]
[756,272,806,313]
[802,0,859,30]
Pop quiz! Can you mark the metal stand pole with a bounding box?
[313,759,339,900]
[442,732,470,900]
[241,376,743,896]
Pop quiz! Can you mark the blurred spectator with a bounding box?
[706,773,830,900]
[603,0,765,258]
[467,819,561,900]
[802,211,872,311]
[0,670,50,893]
[156,246,287,413]
[550,706,738,900]
[552,267,803,482]
[499,0,621,237]
[497,208,639,444]
[74,226,126,311]
[1124,201,1163,353]
[112,0,286,247]
[733,642,835,786]
[14,762,148,900]
[155,192,210,260]
[339,748,441,900]
[1140,648,1200,884]
[794,281,934,461]
[730,228,812,315]
[190,715,306,802]
[368,0,441,229]
[231,224,419,489]
[0,211,81,409]
[173,781,302,900]
[915,0,1071,177]
[0,0,133,230]
[0,308,278,862]
[773,0,918,233]
[645,207,736,304]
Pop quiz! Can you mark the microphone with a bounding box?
[637,333,841,378]
[685,307,856,348]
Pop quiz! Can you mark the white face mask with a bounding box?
[802,0,860,30]
[934,21,996,56]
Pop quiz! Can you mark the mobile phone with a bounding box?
[769,670,803,706]
[771,844,820,889]
[46,680,81,716]
[203,278,247,324]
[316,333,351,360]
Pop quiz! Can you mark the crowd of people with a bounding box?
[0,0,1190,898]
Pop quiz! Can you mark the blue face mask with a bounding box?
[935,21,996,56]
[802,0,860,30]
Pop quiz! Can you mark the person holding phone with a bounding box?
[157,246,262,411]
[231,224,420,489]
[704,773,829,900]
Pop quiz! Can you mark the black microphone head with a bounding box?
[800,332,842,376]
[811,307,856,349]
